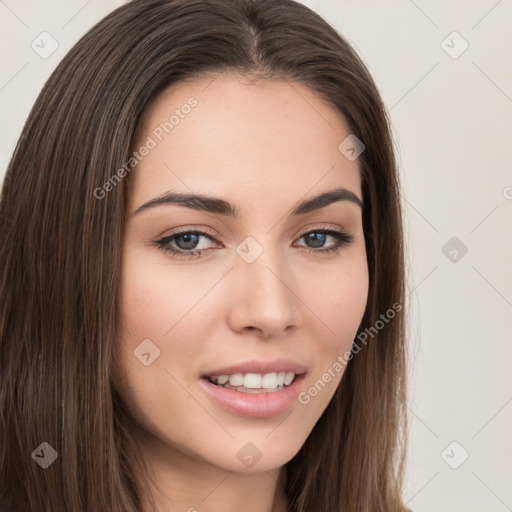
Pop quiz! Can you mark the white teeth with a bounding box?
[261,372,278,388]
[208,371,297,390]
[244,373,262,388]
[284,372,295,385]
[229,373,244,386]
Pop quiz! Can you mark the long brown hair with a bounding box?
[0,1,409,510]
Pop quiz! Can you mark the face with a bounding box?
[115,75,369,475]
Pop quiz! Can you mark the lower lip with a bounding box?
[199,374,306,418]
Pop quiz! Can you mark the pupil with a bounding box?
[177,233,199,250]
[307,232,325,248]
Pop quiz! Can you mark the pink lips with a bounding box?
[199,373,306,418]
[199,358,308,417]
[201,358,307,378]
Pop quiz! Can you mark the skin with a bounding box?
[115,74,369,512]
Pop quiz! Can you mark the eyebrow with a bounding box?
[133,186,363,217]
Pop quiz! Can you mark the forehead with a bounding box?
[129,75,362,211]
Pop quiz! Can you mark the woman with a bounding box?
[0,0,409,511]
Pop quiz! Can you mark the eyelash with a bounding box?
[154,226,354,260]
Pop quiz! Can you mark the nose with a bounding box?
[227,242,302,339]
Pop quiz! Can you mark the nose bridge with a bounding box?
[229,233,300,336]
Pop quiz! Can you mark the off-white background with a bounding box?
[1,1,511,511]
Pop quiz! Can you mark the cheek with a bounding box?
[335,267,369,333]
[293,260,368,419]
[115,254,210,443]
[119,245,208,339]
[117,244,223,389]
[310,259,369,348]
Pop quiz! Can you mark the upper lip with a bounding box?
[202,358,308,378]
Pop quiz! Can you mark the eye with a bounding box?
[154,226,354,259]
[154,229,219,259]
[294,228,354,255]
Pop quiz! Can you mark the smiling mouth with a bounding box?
[204,372,298,393]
